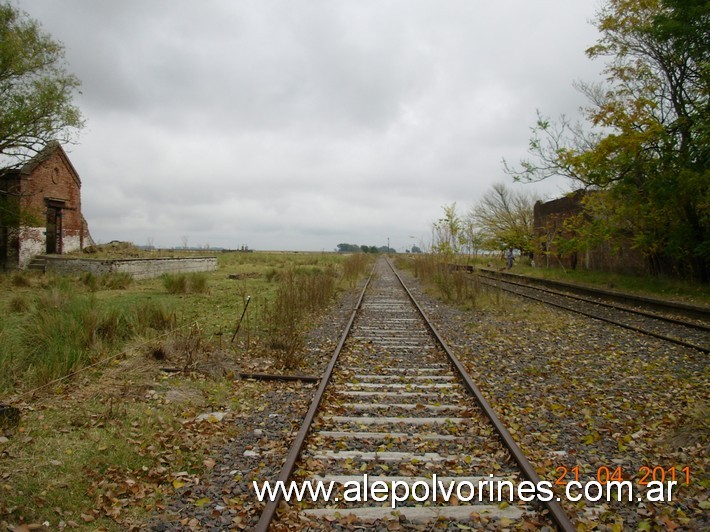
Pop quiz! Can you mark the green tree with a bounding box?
[336,243,361,253]
[460,217,484,258]
[505,0,709,281]
[0,3,84,171]
[432,203,463,255]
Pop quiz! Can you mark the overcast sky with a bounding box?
[17,0,604,251]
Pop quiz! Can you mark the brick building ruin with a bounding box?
[533,190,646,274]
[0,142,92,270]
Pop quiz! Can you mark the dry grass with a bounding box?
[341,253,372,286]
[262,266,338,369]
[404,254,479,307]
[80,272,133,291]
[664,403,709,450]
[10,272,32,288]
[7,294,32,313]
[0,350,261,529]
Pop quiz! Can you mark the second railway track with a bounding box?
[256,258,574,530]
[477,271,710,354]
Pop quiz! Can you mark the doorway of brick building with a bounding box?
[46,203,63,254]
[0,226,8,270]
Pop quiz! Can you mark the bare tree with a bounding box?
[469,184,539,256]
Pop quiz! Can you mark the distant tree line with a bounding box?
[336,243,402,254]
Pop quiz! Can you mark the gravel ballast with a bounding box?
[402,269,708,531]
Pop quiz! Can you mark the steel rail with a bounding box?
[388,259,576,532]
[478,272,710,332]
[253,267,374,532]
[478,276,709,354]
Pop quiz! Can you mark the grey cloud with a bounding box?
[17,0,604,251]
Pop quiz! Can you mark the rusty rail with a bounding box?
[479,268,710,321]
[477,273,709,354]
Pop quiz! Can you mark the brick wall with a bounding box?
[533,192,584,269]
[533,191,647,274]
[21,145,85,246]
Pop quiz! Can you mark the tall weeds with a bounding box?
[262,267,337,368]
[412,254,479,306]
[226,256,369,369]
[342,253,370,286]
[20,294,101,384]
[10,272,32,288]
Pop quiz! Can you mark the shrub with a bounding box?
[162,273,189,294]
[8,294,32,313]
[102,272,133,290]
[162,273,208,294]
[10,272,32,287]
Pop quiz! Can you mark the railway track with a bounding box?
[256,258,574,531]
[477,271,710,354]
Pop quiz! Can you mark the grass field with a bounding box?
[0,250,371,393]
[0,250,370,529]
